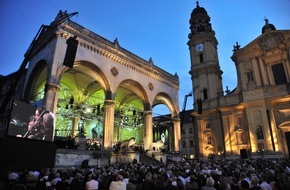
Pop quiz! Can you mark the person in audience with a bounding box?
[109,174,126,190]
[259,173,272,190]
[3,158,290,190]
[85,173,99,190]
[201,177,216,190]
[186,175,199,190]
[238,172,251,189]
[70,172,84,190]
[241,179,250,190]
[250,175,261,190]
[50,172,62,187]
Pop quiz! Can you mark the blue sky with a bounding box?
[0,0,289,115]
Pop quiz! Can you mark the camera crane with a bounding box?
[180,92,192,130]
[180,85,200,130]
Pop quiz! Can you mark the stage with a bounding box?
[0,136,182,170]
[55,148,140,168]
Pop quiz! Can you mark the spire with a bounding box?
[188,2,212,37]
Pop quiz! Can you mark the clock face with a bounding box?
[196,43,204,52]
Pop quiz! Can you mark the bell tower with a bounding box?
[188,1,223,109]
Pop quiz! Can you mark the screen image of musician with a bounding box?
[8,100,55,142]
[23,108,54,141]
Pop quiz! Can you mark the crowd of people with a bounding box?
[1,158,290,190]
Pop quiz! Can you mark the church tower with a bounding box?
[187,2,225,158]
[188,2,223,109]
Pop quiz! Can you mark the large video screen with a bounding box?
[7,100,55,142]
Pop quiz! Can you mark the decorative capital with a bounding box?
[143,110,152,116]
[104,100,115,106]
[172,117,180,122]
[45,82,60,92]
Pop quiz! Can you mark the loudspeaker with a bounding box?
[63,36,78,68]
[81,159,89,168]
[0,137,56,170]
[240,149,248,159]
[197,98,202,115]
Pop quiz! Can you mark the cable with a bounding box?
[46,0,61,11]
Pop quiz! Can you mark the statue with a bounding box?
[256,126,264,140]
[120,137,136,149]
[161,132,165,143]
[150,140,165,151]
[91,119,103,139]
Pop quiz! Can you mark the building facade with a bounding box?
[0,72,26,137]
[188,2,290,159]
[1,11,181,152]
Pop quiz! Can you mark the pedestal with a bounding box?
[74,136,86,150]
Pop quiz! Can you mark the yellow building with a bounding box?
[188,2,290,159]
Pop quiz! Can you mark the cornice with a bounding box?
[58,20,179,90]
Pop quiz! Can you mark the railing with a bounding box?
[54,129,78,137]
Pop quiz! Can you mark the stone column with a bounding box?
[258,56,269,86]
[143,110,153,150]
[72,117,79,137]
[283,59,290,77]
[42,82,60,140]
[172,117,181,152]
[43,82,60,113]
[103,100,115,150]
[252,57,262,85]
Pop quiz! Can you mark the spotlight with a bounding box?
[69,96,74,104]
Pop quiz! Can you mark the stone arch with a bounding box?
[151,92,179,152]
[113,79,149,144]
[55,61,112,137]
[152,92,179,118]
[115,79,150,111]
[64,61,112,99]
[278,121,290,132]
[204,130,214,156]
[23,59,48,102]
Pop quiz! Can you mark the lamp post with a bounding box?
[186,129,189,159]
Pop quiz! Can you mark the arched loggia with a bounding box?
[152,92,180,152]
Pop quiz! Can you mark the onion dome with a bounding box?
[191,1,208,17]
[189,1,213,38]
[262,18,276,34]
